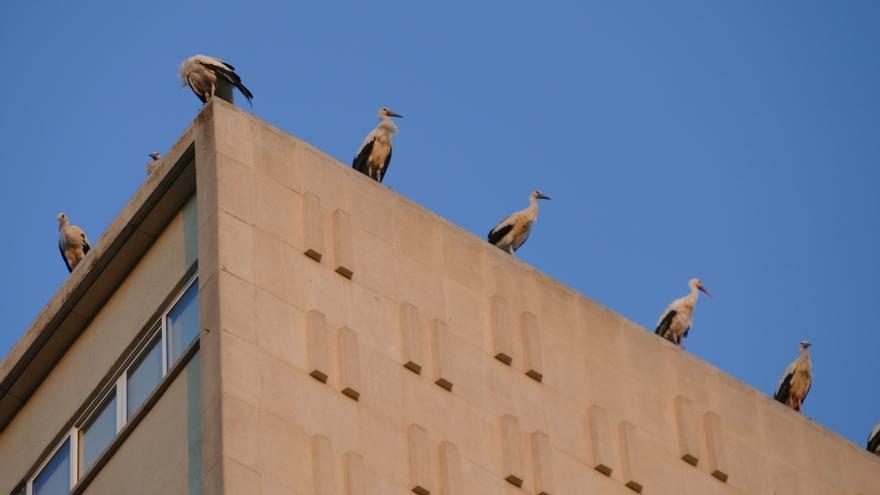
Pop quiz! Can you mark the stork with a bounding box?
[352,107,402,183]
[147,152,161,175]
[773,341,813,413]
[868,424,880,455]
[487,190,551,255]
[58,213,91,273]
[655,278,713,347]
[179,55,253,105]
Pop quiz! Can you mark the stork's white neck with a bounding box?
[378,118,398,134]
[526,196,540,221]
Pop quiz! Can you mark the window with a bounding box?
[32,437,71,495]
[78,393,116,475]
[166,281,199,367]
[126,332,162,417]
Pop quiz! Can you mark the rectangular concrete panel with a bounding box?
[400,302,424,374]
[332,208,355,279]
[673,395,700,466]
[531,430,555,495]
[431,319,454,391]
[500,414,525,487]
[344,451,366,495]
[338,327,361,401]
[619,421,644,493]
[520,311,543,382]
[312,434,335,495]
[303,191,324,262]
[438,441,462,495]
[307,310,330,383]
[588,405,614,476]
[490,295,515,365]
[703,411,729,482]
[408,423,432,495]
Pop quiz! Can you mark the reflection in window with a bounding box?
[33,437,70,495]
[79,393,117,475]
[167,281,199,366]
[127,335,162,418]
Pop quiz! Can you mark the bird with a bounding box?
[773,341,813,413]
[352,107,402,183]
[179,55,253,105]
[868,424,880,455]
[655,278,713,347]
[146,152,161,175]
[58,213,91,273]
[487,190,551,255]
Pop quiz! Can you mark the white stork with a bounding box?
[146,152,161,175]
[487,190,551,255]
[179,55,253,105]
[58,213,91,273]
[352,107,402,183]
[867,424,880,455]
[655,278,713,347]
[773,341,813,413]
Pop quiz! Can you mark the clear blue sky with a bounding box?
[1,1,878,446]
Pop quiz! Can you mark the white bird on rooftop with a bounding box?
[146,152,161,175]
[179,55,253,105]
[868,424,880,455]
[773,341,813,413]
[352,107,402,183]
[487,190,551,255]
[58,213,91,273]
[655,278,713,347]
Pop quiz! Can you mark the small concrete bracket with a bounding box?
[312,434,335,495]
[703,411,729,482]
[520,311,543,382]
[674,395,700,466]
[332,208,355,279]
[307,310,330,383]
[619,421,644,493]
[338,327,361,400]
[531,430,555,495]
[439,441,463,495]
[400,302,424,374]
[588,405,614,477]
[490,295,515,366]
[431,319,454,391]
[500,414,525,487]
[303,191,324,262]
[408,423,433,495]
[344,451,366,495]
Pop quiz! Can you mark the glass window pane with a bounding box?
[33,437,70,495]
[79,393,117,475]
[127,335,163,418]
[167,281,199,366]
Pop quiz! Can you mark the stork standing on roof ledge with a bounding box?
[179,55,253,105]
[867,424,880,455]
[655,278,713,347]
[352,107,402,183]
[487,190,551,255]
[147,152,161,175]
[58,213,91,273]
[774,341,813,413]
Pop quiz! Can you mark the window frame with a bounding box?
[27,430,75,495]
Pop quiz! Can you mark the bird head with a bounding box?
[532,190,551,201]
[378,107,403,120]
[689,278,714,298]
[57,213,69,229]
[148,152,161,161]
[800,340,812,350]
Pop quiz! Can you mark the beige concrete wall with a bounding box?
[198,100,880,495]
[0,202,194,493]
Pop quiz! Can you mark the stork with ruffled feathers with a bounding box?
[655,278,713,347]
[352,107,402,183]
[179,54,253,105]
[487,190,551,255]
[773,341,813,413]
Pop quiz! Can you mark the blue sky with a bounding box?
[1,1,878,446]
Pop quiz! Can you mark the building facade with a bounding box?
[1,100,877,494]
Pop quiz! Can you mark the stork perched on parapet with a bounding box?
[487,190,551,255]
[867,424,880,455]
[352,107,402,183]
[774,341,813,413]
[655,278,713,347]
[179,55,253,105]
[147,152,161,175]
[58,213,91,273]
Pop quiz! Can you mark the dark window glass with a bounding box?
[127,335,162,417]
[33,438,70,495]
[167,281,199,366]
[79,393,117,475]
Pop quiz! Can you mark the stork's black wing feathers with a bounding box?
[868,429,880,453]
[655,310,676,338]
[199,60,254,103]
[774,372,794,404]
[82,238,91,255]
[488,223,513,246]
[353,139,374,177]
[59,246,73,273]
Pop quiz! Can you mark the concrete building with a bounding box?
[1,99,877,495]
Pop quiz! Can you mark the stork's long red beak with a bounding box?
[698,285,714,299]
